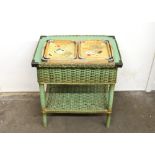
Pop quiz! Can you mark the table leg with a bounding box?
[106,84,115,128]
[43,113,47,127]
[39,84,48,127]
[106,113,111,128]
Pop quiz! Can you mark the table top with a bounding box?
[32,35,123,68]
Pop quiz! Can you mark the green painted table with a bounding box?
[32,35,122,128]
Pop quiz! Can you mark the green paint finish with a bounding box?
[39,84,48,127]
[43,113,47,127]
[32,35,122,67]
[39,84,46,108]
[108,84,115,109]
[37,68,117,84]
[106,84,115,128]
[106,114,111,128]
[32,35,122,128]
[45,85,109,113]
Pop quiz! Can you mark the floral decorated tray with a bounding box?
[79,40,113,60]
[42,40,76,60]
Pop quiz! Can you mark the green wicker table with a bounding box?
[32,35,122,128]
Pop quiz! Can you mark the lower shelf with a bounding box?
[44,85,109,113]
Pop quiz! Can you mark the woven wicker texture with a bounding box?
[38,68,117,84]
[32,35,123,127]
[45,85,109,113]
[38,63,115,68]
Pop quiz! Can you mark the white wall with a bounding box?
[0,0,155,92]
[146,53,155,92]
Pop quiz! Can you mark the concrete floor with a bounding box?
[0,91,155,132]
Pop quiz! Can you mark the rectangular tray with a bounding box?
[42,40,76,60]
[79,40,113,61]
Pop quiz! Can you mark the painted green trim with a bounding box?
[107,37,122,67]
[32,37,47,65]
[113,37,123,67]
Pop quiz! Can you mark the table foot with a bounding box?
[43,113,47,127]
[106,114,111,128]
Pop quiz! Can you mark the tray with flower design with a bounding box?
[42,40,76,60]
[79,40,113,62]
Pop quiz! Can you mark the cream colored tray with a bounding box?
[79,40,113,60]
[42,40,76,60]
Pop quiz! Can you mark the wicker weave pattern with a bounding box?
[45,85,109,113]
[32,35,123,127]
[38,63,115,68]
[38,68,117,84]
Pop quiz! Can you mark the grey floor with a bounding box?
[0,91,155,133]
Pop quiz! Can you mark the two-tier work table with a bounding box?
[32,35,123,128]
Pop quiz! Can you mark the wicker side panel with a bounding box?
[37,68,117,84]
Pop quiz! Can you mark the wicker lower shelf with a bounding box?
[44,85,109,113]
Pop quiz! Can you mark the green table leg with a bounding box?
[106,113,111,128]
[106,84,115,128]
[43,113,47,127]
[39,84,47,127]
